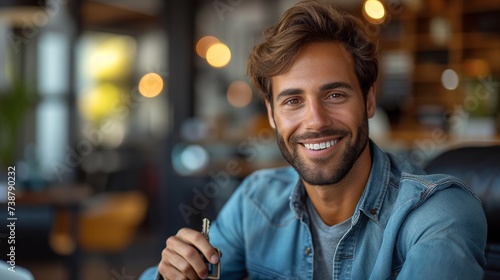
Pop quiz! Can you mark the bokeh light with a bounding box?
[139,72,164,98]
[181,145,209,172]
[441,69,460,90]
[86,36,135,79]
[206,43,231,68]
[363,0,385,24]
[227,80,253,108]
[79,83,121,121]
[172,144,209,175]
[196,36,220,58]
[463,59,490,78]
[50,231,76,255]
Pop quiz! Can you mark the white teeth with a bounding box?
[304,140,338,150]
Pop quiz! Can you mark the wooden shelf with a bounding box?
[414,35,450,51]
[462,1,500,14]
[378,0,500,132]
[462,33,500,49]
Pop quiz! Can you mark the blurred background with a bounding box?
[0,0,498,279]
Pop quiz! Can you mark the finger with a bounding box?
[159,248,201,280]
[166,236,210,278]
[176,228,220,264]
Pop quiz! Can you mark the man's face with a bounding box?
[267,42,375,186]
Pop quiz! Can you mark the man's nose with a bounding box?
[304,101,332,130]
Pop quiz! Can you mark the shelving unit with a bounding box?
[378,0,500,133]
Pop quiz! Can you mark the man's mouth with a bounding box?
[303,139,339,151]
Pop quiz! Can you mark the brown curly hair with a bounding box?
[247,0,379,103]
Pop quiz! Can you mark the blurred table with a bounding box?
[16,184,92,206]
[15,184,93,280]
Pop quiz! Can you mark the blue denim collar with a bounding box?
[289,177,307,221]
[353,141,390,224]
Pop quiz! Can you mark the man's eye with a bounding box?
[328,93,343,99]
[284,98,300,105]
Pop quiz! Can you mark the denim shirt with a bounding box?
[140,141,487,280]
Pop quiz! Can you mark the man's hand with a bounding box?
[158,228,220,279]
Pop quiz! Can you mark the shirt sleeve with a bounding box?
[396,186,487,279]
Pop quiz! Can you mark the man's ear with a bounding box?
[265,100,276,129]
[366,85,376,118]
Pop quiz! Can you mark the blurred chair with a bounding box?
[79,190,148,252]
[424,145,500,280]
[50,190,148,255]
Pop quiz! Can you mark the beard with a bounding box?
[275,112,370,186]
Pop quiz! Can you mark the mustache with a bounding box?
[290,129,350,144]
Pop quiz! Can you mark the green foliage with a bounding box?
[0,79,34,167]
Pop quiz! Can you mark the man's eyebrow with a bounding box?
[276,88,303,102]
[275,81,353,102]
[320,81,353,91]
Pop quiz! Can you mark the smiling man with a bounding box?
[140,1,486,279]
[268,41,374,228]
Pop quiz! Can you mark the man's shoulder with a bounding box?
[378,150,482,224]
[379,145,478,205]
[395,172,487,258]
[391,170,485,235]
[397,171,478,204]
[384,170,487,279]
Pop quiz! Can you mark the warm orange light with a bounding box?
[227,80,253,108]
[206,43,231,68]
[139,73,163,98]
[463,59,490,78]
[363,0,386,24]
[196,36,220,59]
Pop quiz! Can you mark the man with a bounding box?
[140,1,486,279]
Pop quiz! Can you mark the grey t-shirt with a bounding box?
[306,197,351,279]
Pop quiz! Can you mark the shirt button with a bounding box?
[304,247,312,255]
